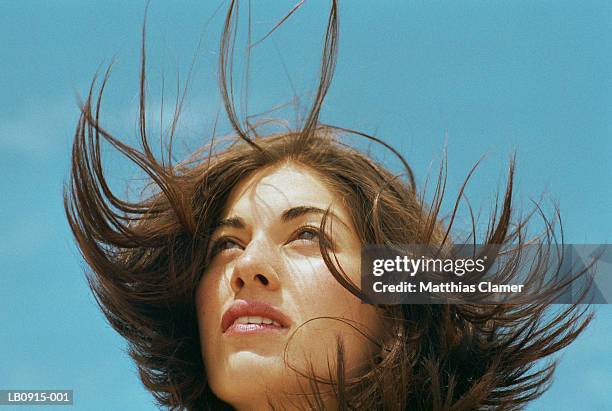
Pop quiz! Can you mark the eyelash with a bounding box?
[293,225,321,242]
[209,225,331,257]
[210,237,241,256]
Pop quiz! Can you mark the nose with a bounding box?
[229,238,281,294]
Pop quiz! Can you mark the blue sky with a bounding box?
[1,1,610,409]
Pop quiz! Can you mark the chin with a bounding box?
[209,353,287,401]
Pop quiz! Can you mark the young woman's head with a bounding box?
[191,127,452,409]
[197,159,382,410]
[65,2,591,410]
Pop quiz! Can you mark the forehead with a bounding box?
[222,163,337,217]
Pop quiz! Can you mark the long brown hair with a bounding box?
[64,1,592,410]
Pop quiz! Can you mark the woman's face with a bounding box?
[196,162,385,410]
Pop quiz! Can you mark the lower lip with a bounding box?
[225,323,287,335]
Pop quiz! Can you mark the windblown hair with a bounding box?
[64,1,592,410]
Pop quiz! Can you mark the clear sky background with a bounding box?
[1,1,611,410]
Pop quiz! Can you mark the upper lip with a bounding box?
[221,299,291,332]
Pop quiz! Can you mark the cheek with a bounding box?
[286,256,383,375]
[195,270,226,363]
[297,252,362,310]
[288,251,363,314]
[197,259,234,322]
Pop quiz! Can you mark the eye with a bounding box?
[211,237,242,256]
[291,226,332,249]
[295,227,320,242]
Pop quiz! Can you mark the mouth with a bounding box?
[221,299,291,335]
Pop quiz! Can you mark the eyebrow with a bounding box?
[213,206,349,231]
[214,216,246,230]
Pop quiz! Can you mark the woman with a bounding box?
[64,2,591,410]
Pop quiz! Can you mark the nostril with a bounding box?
[255,274,269,286]
[235,277,245,288]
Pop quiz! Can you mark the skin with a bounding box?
[196,162,385,410]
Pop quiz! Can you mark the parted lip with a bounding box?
[221,299,291,332]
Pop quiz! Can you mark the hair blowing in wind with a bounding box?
[64,1,593,410]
